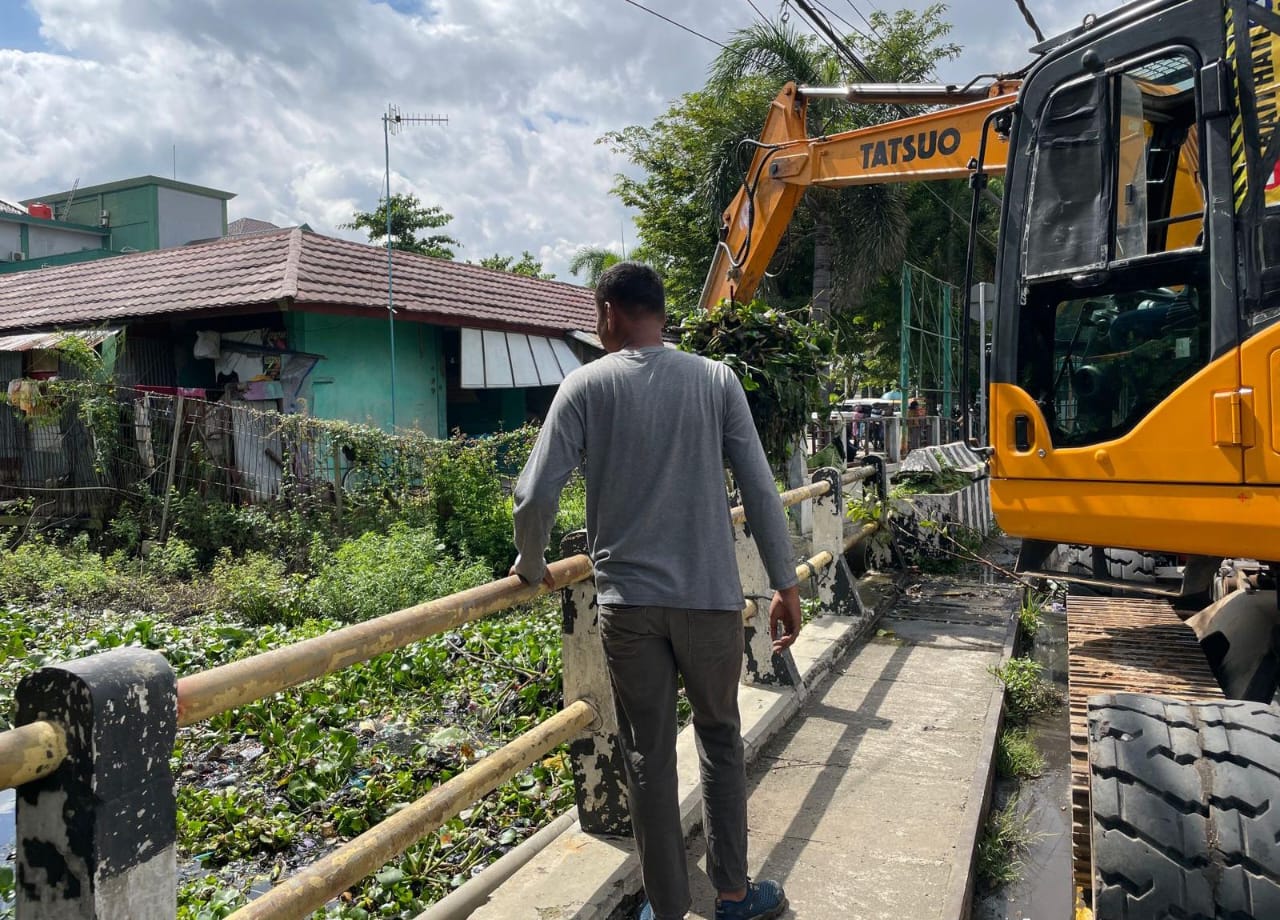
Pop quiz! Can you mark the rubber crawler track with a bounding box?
[1089,695,1280,919]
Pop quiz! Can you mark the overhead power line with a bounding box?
[787,0,997,248]
[844,0,883,39]
[1012,0,1046,43]
[810,0,872,43]
[620,0,727,49]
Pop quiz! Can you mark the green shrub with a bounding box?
[308,524,491,622]
[990,657,1063,721]
[0,534,120,604]
[208,550,307,625]
[148,537,198,582]
[427,435,520,574]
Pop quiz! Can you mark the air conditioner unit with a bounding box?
[8,251,25,262]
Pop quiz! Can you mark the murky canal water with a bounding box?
[972,602,1073,919]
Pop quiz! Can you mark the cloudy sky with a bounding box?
[0,0,1108,280]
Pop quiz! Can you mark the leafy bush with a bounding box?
[208,550,307,625]
[148,537,198,582]
[308,523,491,622]
[427,431,537,574]
[0,534,121,604]
[990,657,1063,721]
[679,298,832,469]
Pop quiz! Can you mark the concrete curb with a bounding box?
[467,573,901,920]
[941,595,1021,920]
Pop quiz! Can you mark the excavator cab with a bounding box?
[989,0,1280,576]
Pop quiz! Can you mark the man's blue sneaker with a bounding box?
[714,879,788,920]
[637,898,686,919]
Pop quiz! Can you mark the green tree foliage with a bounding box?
[603,77,782,317]
[679,298,831,469]
[567,246,621,287]
[477,251,555,280]
[606,4,962,357]
[343,192,460,259]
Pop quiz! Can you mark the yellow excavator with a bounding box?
[701,1,1280,915]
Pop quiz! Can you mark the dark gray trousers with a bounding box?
[599,605,748,920]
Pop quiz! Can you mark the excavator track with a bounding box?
[1065,594,1224,895]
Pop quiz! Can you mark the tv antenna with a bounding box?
[383,103,448,429]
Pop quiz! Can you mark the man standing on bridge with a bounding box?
[511,261,800,920]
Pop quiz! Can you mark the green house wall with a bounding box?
[288,313,447,437]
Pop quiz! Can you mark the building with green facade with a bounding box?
[0,227,599,437]
[0,176,233,274]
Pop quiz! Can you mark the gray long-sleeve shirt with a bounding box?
[512,346,798,610]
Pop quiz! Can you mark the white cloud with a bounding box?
[0,0,1123,280]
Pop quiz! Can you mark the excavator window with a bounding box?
[1018,51,1211,449]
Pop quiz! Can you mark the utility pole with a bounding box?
[382,103,448,430]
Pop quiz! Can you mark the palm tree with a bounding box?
[568,246,621,287]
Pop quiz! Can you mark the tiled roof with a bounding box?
[226,217,281,237]
[0,228,598,336]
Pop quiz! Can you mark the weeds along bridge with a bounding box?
[0,459,1011,919]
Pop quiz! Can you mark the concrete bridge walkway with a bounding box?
[680,555,1018,919]
[469,543,1020,920]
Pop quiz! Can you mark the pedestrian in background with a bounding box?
[511,262,799,920]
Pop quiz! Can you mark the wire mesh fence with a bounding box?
[0,385,464,526]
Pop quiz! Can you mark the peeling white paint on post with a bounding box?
[735,507,799,687]
[558,531,631,837]
[886,417,903,462]
[15,647,177,920]
[810,469,867,623]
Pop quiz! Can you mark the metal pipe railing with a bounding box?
[0,719,67,791]
[741,536,871,623]
[4,464,890,917]
[177,554,594,727]
[227,699,597,920]
[731,479,833,526]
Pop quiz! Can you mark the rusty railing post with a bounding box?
[15,647,177,920]
[558,531,631,836]
[810,468,867,621]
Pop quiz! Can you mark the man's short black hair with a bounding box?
[596,261,665,318]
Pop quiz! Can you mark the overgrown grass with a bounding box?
[996,727,1046,780]
[976,796,1035,892]
[1018,591,1045,640]
[989,657,1064,722]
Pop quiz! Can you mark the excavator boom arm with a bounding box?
[700,82,1017,310]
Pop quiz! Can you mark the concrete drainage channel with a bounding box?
[424,544,1029,919]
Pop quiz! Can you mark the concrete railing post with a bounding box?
[15,647,177,920]
[928,416,941,447]
[810,468,867,621]
[886,417,903,462]
[735,510,800,688]
[558,531,631,837]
